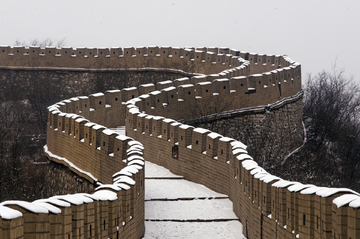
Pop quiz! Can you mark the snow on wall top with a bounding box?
[93,190,118,201]
[333,194,360,208]
[0,205,23,219]
[34,198,71,208]
[33,202,61,214]
[2,201,49,214]
[287,184,314,193]
[193,127,210,134]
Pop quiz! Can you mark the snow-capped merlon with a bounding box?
[2,201,49,214]
[254,172,269,179]
[93,190,118,201]
[250,167,264,176]
[179,124,194,130]
[315,188,360,198]
[242,161,259,171]
[34,198,71,208]
[178,84,194,88]
[333,194,360,208]
[116,135,133,141]
[236,154,253,161]
[114,176,136,186]
[300,186,323,195]
[163,118,176,123]
[95,184,122,192]
[261,175,281,183]
[197,81,212,86]
[193,127,210,134]
[349,198,360,208]
[32,202,61,214]
[219,137,234,143]
[208,132,222,139]
[162,86,176,92]
[126,155,144,162]
[214,78,229,82]
[231,141,247,150]
[0,205,23,219]
[272,180,298,188]
[106,89,121,93]
[114,183,131,191]
[90,92,104,97]
[123,87,137,91]
[50,195,84,205]
[102,129,117,136]
[158,80,173,85]
[233,148,248,155]
[128,160,145,166]
[127,140,143,147]
[149,90,161,96]
[287,184,314,193]
[92,124,106,130]
[175,77,189,82]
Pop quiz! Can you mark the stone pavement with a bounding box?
[143,161,245,239]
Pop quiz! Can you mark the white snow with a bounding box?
[145,161,182,178]
[93,190,118,201]
[145,200,238,220]
[114,176,136,185]
[231,141,247,150]
[0,205,23,219]
[34,198,71,208]
[114,183,131,191]
[44,145,98,182]
[179,124,193,130]
[287,184,314,193]
[90,92,104,97]
[32,202,61,214]
[315,188,360,197]
[333,194,359,208]
[102,129,117,135]
[208,132,222,139]
[95,184,122,192]
[194,127,210,134]
[145,179,226,200]
[93,124,105,130]
[51,195,84,205]
[1,201,49,214]
[127,155,144,162]
[219,137,234,142]
[128,159,145,166]
[144,161,244,238]
[128,140,143,147]
[233,148,248,155]
[300,186,322,195]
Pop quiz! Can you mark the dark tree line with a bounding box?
[280,69,360,191]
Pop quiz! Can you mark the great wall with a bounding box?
[0,45,359,238]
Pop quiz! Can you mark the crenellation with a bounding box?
[191,127,211,154]
[5,44,359,239]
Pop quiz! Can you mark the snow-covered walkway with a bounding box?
[143,161,245,239]
[111,126,245,238]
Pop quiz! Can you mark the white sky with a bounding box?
[1,0,359,81]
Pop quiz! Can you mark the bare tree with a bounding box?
[14,37,66,48]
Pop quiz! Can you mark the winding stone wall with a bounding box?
[0,46,359,239]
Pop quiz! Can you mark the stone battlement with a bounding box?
[0,45,357,239]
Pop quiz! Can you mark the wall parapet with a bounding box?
[124,81,360,239]
[3,45,355,239]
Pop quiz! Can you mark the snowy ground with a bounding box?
[143,161,245,239]
[112,127,245,238]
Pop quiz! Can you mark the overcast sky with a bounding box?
[1,0,359,81]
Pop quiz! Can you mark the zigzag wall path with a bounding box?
[0,46,359,239]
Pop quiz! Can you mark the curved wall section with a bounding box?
[2,45,359,239]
